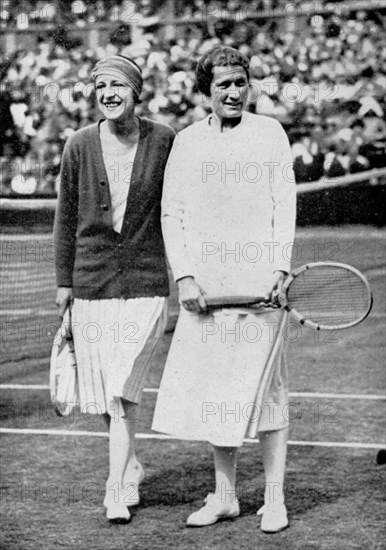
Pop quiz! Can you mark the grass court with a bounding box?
[0,225,385,550]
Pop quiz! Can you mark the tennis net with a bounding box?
[0,167,385,368]
[1,201,58,368]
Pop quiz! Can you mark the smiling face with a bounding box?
[95,74,136,121]
[209,65,249,122]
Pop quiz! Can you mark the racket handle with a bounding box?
[271,290,284,308]
[203,296,276,312]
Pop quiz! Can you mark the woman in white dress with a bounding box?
[54,55,174,523]
[152,46,296,533]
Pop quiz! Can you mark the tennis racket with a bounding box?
[203,262,373,330]
[49,309,78,416]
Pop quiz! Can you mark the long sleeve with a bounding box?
[161,134,194,282]
[270,123,297,274]
[162,114,297,295]
[54,137,79,287]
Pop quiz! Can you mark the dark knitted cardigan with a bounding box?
[54,117,175,299]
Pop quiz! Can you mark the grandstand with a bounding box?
[0,0,385,194]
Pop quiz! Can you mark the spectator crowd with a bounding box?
[0,2,385,195]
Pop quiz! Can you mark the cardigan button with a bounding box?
[100,180,106,186]
[101,204,109,211]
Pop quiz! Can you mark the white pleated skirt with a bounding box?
[71,296,167,415]
[152,308,289,447]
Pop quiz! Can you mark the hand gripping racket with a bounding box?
[203,262,373,330]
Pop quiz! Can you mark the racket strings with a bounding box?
[288,267,371,326]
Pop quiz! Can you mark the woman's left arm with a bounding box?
[264,123,296,301]
[270,123,297,276]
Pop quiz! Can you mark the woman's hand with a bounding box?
[56,287,73,319]
[177,277,206,313]
[265,271,287,304]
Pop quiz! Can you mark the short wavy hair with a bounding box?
[196,46,250,97]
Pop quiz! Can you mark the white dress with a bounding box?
[152,112,296,446]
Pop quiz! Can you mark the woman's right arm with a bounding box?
[161,134,206,312]
[161,134,191,279]
[54,137,79,317]
[55,287,73,319]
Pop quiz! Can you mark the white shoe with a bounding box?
[103,483,131,523]
[186,493,240,527]
[122,462,145,506]
[257,501,289,533]
[105,502,131,524]
[103,463,144,519]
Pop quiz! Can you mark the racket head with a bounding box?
[282,262,373,330]
[49,315,78,416]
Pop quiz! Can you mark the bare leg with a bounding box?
[212,446,238,504]
[259,427,288,504]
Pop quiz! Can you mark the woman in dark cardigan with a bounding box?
[54,55,174,523]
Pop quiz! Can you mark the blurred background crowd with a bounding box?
[0,0,385,195]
